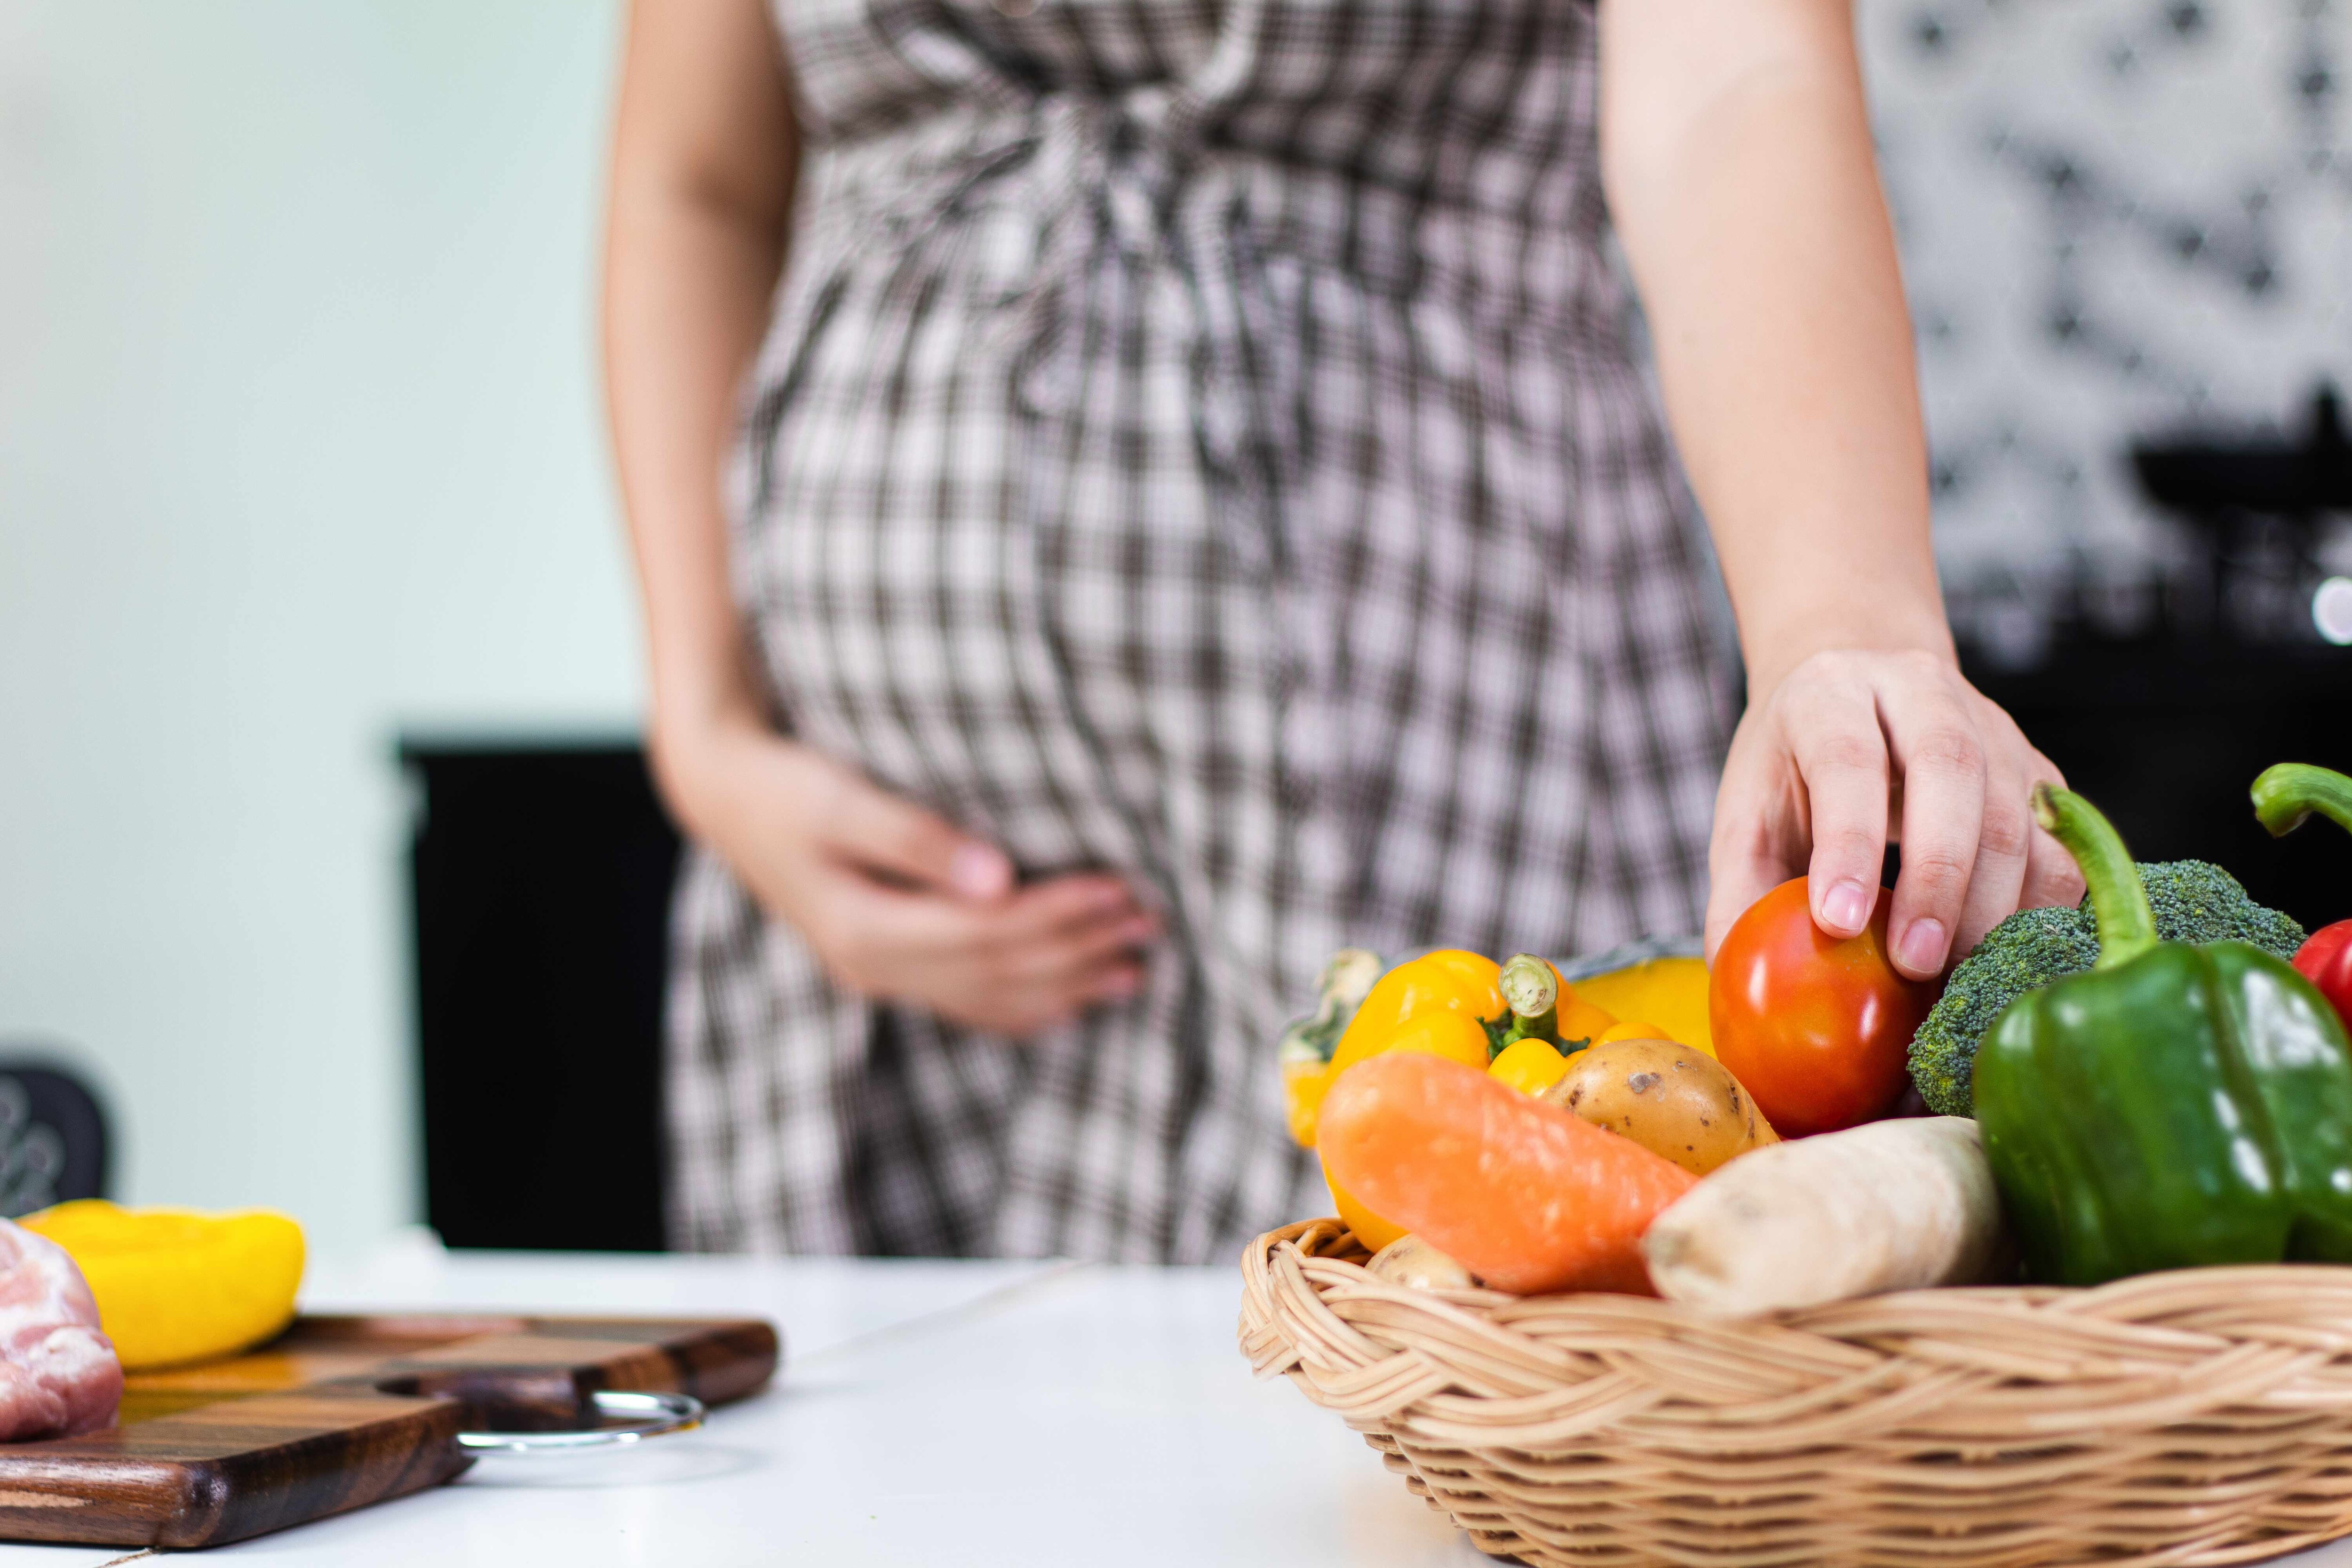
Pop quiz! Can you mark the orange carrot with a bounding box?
[1319,1051,1698,1295]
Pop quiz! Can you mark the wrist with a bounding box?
[1741,618,1956,701]
[646,693,786,844]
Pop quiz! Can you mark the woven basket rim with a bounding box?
[1240,1218,2352,1568]
[1244,1216,2352,1330]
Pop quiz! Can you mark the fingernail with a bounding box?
[1896,917,1947,977]
[1099,971,1143,1001]
[1089,882,1132,913]
[949,844,1011,899]
[1118,915,1160,944]
[1820,879,1873,935]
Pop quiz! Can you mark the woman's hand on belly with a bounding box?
[1704,649,2086,983]
[661,722,1160,1037]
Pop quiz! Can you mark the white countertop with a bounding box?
[8,1237,2352,1567]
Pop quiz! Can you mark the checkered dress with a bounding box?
[664,0,1734,1261]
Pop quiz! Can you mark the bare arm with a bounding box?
[604,0,1154,1034]
[1602,0,1942,692]
[1600,0,2079,973]
[604,0,795,822]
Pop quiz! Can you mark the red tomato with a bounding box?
[1709,877,1940,1137]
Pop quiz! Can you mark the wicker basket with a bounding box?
[1240,1218,2352,1568]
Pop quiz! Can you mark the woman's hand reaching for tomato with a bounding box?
[1706,649,2086,981]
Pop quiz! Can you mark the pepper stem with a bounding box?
[2251,763,2352,840]
[1497,954,1561,1048]
[2032,785,2156,969]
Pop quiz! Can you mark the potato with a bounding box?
[1364,1233,1480,1290]
[1540,1037,1776,1175]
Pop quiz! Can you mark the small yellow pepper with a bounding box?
[1282,1056,1330,1147]
[1554,988,1620,1047]
[1488,1036,1572,1096]
[1277,950,1385,1150]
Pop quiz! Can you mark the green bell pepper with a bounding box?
[1975,786,2352,1286]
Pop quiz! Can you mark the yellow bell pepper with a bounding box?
[1327,1167,1408,1254]
[1309,951,1511,1246]
[1313,1011,1495,1235]
[1568,955,1714,1054]
[1287,950,1506,1150]
[1329,949,1506,1066]
[1595,1019,1673,1046]
[22,1202,305,1370]
[1328,1008,1491,1081]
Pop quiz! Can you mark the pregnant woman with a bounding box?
[604,0,2081,1260]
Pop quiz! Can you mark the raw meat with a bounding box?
[0,1219,119,1439]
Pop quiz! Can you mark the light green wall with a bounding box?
[0,2,640,1252]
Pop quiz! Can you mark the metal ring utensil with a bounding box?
[454,1389,706,1456]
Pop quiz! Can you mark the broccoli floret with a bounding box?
[2137,860,2309,957]
[1907,906,2097,1116]
[1907,860,2306,1117]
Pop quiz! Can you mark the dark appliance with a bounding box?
[402,740,680,1251]
[1959,383,2352,933]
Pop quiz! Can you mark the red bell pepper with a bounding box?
[2250,763,2352,1024]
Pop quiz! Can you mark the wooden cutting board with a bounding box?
[0,1312,780,1549]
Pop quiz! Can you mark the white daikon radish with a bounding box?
[1641,1115,2010,1315]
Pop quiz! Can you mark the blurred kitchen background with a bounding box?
[0,0,2346,1256]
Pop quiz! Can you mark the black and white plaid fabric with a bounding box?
[665,0,1734,1261]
